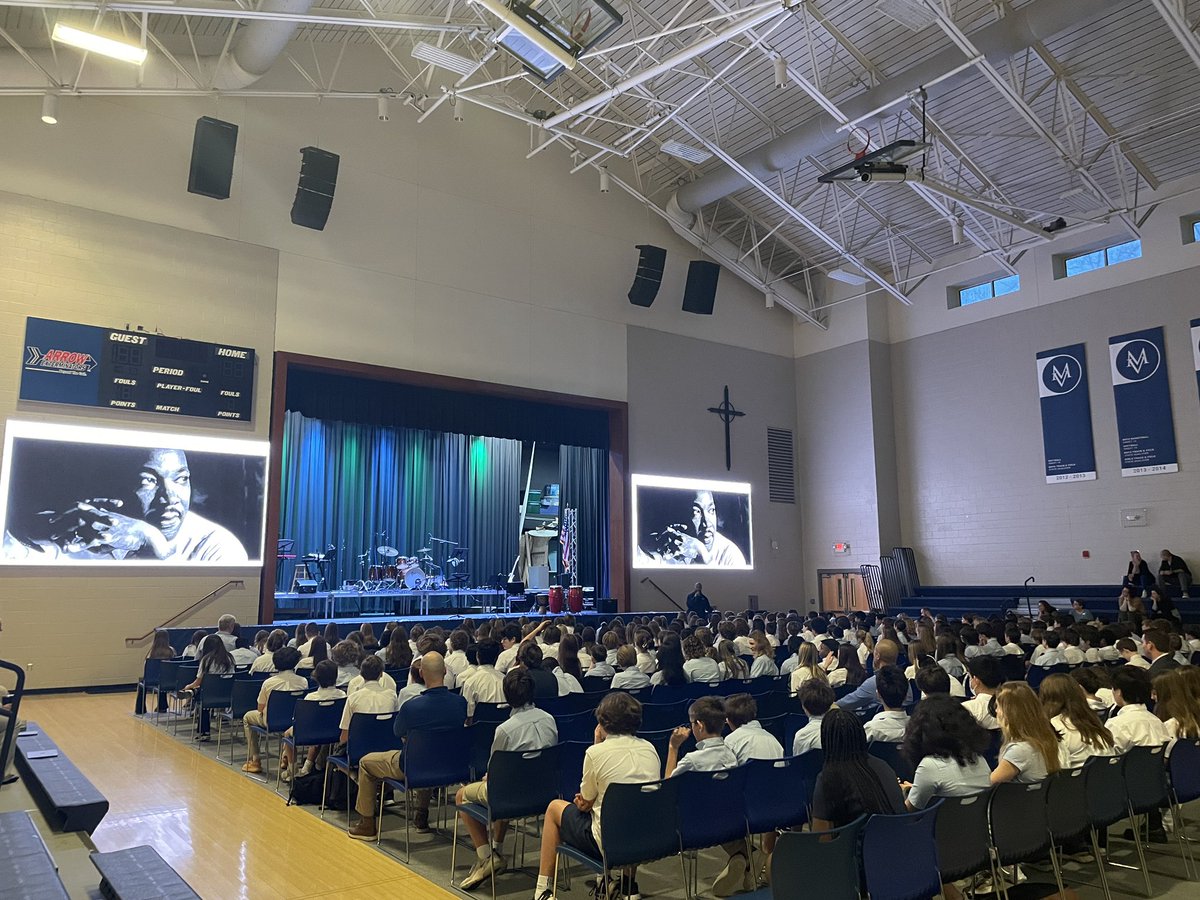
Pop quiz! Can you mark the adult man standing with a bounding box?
[349,652,466,838]
[687,583,713,617]
[1159,549,1192,598]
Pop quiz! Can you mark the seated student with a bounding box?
[298,636,328,671]
[182,629,207,659]
[778,636,802,677]
[719,694,784,896]
[633,630,657,675]
[1030,631,1068,667]
[241,647,308,774]
[1109,666,1172,842]
[1153,668,1200,739]
[331,640,362,687]
[397,661,426,708]
[682,636,721,684]
[533,693,660,900]
[902,695,992,810]
[584,644,617,681]
[863,665,910,743]
[961,628,981,660]
[539,625,561,666]
[1071,666,1113,715]
[1170,632,1191,668]
[828,644,867,689]
[250,630,288,674]
[1116,637,1150,669]
[137,630,178,714]
[818,639,840,673]
[296,622,320,657]
[496,625,523,674]
[1095,629,1121,662]
[350,652,466,838]
[962,657,1000,735]
[516,642,559,700]
[975,623,1005,657]
[792,680,837,755]
[1038,674,1115,769]
[665,696,737,777]
[1060,629,1087,665]
[322,622,340,648]
[789,642,827,695]
[378,632,413,677]
[181,634,235,739]
[455,670,558,891]
[837,639,900,712]
[359,622,381,654]
[810,709,905,831]
[463,639,506,719]
[230,630,260,667]
[990,682,1061,784]
[716,640,749,681]
[544,657,583,696]
[444,630,470,680]
[748,631,779,678]
[915,664,953,699]
[1185,624,1200,654]
[610,646,651,691]
[1001,624,1026,657]
[339,653,400,744]
[282,659,347,781]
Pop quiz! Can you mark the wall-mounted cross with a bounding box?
[707,385,745,471]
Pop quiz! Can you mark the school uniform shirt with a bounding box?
[864,710,910,744]
[907,756,992,809]
[396,684,425,708]
[1097,646,1120,661]
[409,657,456,691]
[980,639,1005,657]
[491,704,558,755]
[231,647,259,667]
[1188,638,1200,653]
[1002,643,1026,657]
[555,669,584,696]
[683,657,722,684]
[256,670,309,707]
[1084,647,1101,664]
[750,655,779,678]
[1107,703,1171,752]
[733,636,754,656]
[1095,688,1116,709]
[1123,655,1151,669]
[1001,740,1051,783]
[1031,647,1067,667]
[961,693,999,730]
[586,661,617,680]
[444,650,469,680]
[339,680,400,730]
[792,715,824,755]
[1174,651,1192,667]
[305,685,346,701]
[249,654,277,674]
[297,638,315,658]
[540,642,559,664]
[671,736,738,775]
[496,644,520,674]
[1051,714,1114,769]
[857,644,871,666]
[610,669,651,691]
[1062,646,1086,665]
[335,665,359,687]
[828,667,849,688]
[606,649,620,667]
[580,735,661,849]
[636,650,657,675]
[725,721,784,764]
[462,665,506,716]
[780,655,800,676]
[347,671,397,695]
[791,668,826,696]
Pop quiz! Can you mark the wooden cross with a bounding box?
[707,385,745,471]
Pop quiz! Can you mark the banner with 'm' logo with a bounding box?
[1109,326,1178,477]
[1036,343,1096,484]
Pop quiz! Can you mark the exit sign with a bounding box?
[832,542,851,555]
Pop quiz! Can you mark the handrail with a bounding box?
[124,580,244,646]
[640,577,683,613]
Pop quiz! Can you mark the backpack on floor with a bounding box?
[289,771,326,806]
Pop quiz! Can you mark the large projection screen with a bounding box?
[0,420,268,565]
[632,474,752,570]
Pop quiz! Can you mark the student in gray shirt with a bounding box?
[792,680,837,756]
[610,646,652,691]
[901,695,993,810]
[455,670,558,891]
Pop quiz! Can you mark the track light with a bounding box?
[951,216,964,245]
[41,92,58,125]
[452,97,464,122]
[774,55,788,89]
[377,94,390,121]
[599,165,610,193]
[51,23,147,65]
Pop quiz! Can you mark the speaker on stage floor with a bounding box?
[682,260,720,315]
[596,598,617,614]
[628,244,667,307]
[296,579,318,594]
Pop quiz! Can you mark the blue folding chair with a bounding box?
[452,744,562,900]
[743,817,866,900]
[556,711,597,744]
[135,658,163,716]
[1027,663,1068,692]
[194,673,235,739]
[1121,744,1171,896]
[281,697,346,802]
[472,702,511,724]
[153,659,183,722]
[676,767,749,899]
[862,804,943,900]
[170,663,200,734]
[639,701,687,732]
[744,757,810,835]
[934,792,996,890]
[323,711,401,821]
[582,677,612,694]
[1167,738,1200,878]
[868,741,915,783]
[794,749,824,812]
[379,727,471,861]
[650,684,688,703]
[989,780,1052,897]
[553,778,684,899]
[247,689,305,781]
[467,721,501,781]
[558,741,589,803]
[217,678,263,765]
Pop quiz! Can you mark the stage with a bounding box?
[273,585,604,619]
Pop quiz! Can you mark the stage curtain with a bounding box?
[558,444,610,597]
[280,411,520,592]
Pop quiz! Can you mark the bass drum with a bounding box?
[403,567,425,590]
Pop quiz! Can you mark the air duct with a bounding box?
[670,0,1118,219]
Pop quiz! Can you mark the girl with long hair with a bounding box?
[1153,669,1200,739]
[748,630,779,678]
[717,639,748,681]
[383,632,413,671]
[855,629,875,667]
[828,644,866,689]
[359,622,380,652]
[651,633,687,686]
[935,633,966,680]
[558,633,585,683]
[789,642,827,695]
[634,629,657,674]
[810,709,904,829]
[182,634,234,739]
[991,682,1061,783]
[147,630,175,660]
[1038,673,1115,768]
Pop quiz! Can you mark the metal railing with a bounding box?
[123,580,244,646]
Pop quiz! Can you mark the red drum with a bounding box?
[368,565,387,580]
[567,585,583,613]
[548,586,564,614]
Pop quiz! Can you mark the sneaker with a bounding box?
[241,760,262,774]
[460,854,507,890]
[623,880,641,900]
[348,819,377,841]
[280,767,292,783]
[298,760,314,777]
[535,890,556,900]
[713,852,749,898]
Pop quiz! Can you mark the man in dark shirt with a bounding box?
[1159,549,1192,598]
[1144,630,1181,678]
[350,651,466,838]
[687,582,713,617]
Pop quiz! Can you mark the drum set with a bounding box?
[350,536,467,592]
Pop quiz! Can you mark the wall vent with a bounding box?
[767,427,796,503]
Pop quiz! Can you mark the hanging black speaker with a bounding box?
[627,244,667,307]
[188,116,238,200]
[682,260,720,315]
[291,146,340,231]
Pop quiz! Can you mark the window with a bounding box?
[1063,239,1141,277]
[1192,220,1200,244]
[955,273,1020,308]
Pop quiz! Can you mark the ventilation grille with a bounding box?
[766,427,796,503]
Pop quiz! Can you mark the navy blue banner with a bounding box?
[1110,326,1178,477]
[1036,343,1097,483]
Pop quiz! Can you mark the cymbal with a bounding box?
[377,545,399,557]
[416,547,432,554]
[430,537,455,544]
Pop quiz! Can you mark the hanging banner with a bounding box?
[1036,344,1097,483]
[1109,326,1178,477]
[1192,317,1200,403]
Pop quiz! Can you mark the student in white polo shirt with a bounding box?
[241,647,308,775]
[338,654,399,744]
[610,646,651,691]
[863,666,911,744]
[463,639,506,719]
[718,694,783,897]
[282,659,347,781]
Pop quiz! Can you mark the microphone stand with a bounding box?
[1024,576,1035,619]
[641,577,684,613]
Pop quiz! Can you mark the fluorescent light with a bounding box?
[875,0,936,31]
[41,93,58,125]
[828,266,869,285]
[471,0,577,72]
[661,140,712,165]
[411,41,478,77]
[52,23,148,65]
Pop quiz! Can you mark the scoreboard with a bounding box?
[20,317,255,421]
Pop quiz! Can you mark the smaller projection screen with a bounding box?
[632,473,752,569]
[0,420,268,566]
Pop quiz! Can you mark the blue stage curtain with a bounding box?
[558,444,610,597]
[279,411,520,593]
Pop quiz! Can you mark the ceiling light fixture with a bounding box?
[828,266,869,286]
[411,40,478,77]
[41,92,58,125]
[377,94,390,121]
[470,0,577,72]
[875,0,937,31]
[661,140,712,165]
[51,23,147,65]
[773,55,788,89]
[452,97,464,122]
[599,165,610,193]
[951,216,964,245]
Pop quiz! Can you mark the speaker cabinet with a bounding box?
[682,260,720,315]
[290,146,340,231]
[628,244,667,307]
[188,116,238,200]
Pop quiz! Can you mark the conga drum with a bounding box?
[548,585,564,614]
[567,585,583,613]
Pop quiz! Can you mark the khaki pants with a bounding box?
[243,709,267,758]
[356,750,431,818]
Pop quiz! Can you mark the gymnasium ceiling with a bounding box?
[1,0,1197,326]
